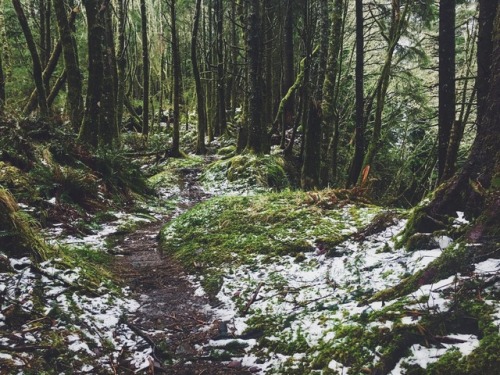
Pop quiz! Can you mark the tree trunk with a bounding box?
[438,0,456,182]
[53,0,83,131]
[24,9,77,116]
[215,0,227,136]
[99,4,118,146]
[301,100,321,189]
[360,0,408,182]
[192,0,206,154]
[170,0,181,156]
[12,0,49,117]
[246,0,263,153]
[477,0,496,129]
[405,4,500,244]
[140,0,149,136]
[347,0,365,188]
[116,0,126,129]
[0,49,4,114]
[320,0,343,186]
[280,0,295,149]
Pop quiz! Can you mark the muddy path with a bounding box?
[112,167,253,374]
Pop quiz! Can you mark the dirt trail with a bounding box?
[112,167,252,374]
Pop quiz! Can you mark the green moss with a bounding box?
[201,153,290,192]
[160,190,381,296]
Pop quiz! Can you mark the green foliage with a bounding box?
[201,153,290,193]
[160,190,381,296]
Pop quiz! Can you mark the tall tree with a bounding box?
[79,0,118,148]
[477,0,496,127]
[347,0,365,188]
[214,0,227,136]
[320,0,344,186]
[116,0,127,128]
[404,2,499,243]
[170,0,181,156]
[12,0,49,117]
[53,0,83,130]
[140,0,149,136]
[280,0,295,149]
[0,48,4,114]
[192,0,206,154]
[246,0,264,153]
[438,0,456,181]
[360,0,410,182]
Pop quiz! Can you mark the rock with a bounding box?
[227,360,242,369]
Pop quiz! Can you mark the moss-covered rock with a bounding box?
[201,153,290,193]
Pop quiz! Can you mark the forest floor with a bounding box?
[111,165,254,374]
[1,144,499,374]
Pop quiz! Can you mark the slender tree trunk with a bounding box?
[170,0,181,156]
[215,0,227,135]
[347,0,365,188]
[192,0,206,154]
[99,3,118,146]
[116,0,127,129]
[53,0,83,130]
[140,0,149,136]
[24,9,77,116]
[246,0,263,153]
[320,0,343,186]
[0,49,4,114]
[438,0,456,182]
[12,0,49,117]
[280,0,295,149]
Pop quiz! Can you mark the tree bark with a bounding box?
[246,0,263,153]
[477,0,496,129]
[116,0,126,129]
[320,0,343,186]
[170,0,181,156]
[215,0,227,136]
[23,8,77,116]
[12,0,49,117]
[192,0,206,154]
[406,4,500,243]
[53,0,83,131]
[140,0,149,136]
[438,0,456,182]
[301,100,321,190]
[347,0,365,188]
[280,0,295,149]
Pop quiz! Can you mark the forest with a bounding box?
[0,0,499,374]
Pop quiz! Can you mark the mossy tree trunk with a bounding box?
[320,0,343,186]
[359,0,409,183]
[79,0,118,148]
[192,0,206,154]
[407,3,500,243]
[301,101,321,190]
[116,0,127,129]
[215,0,227,136]
[23,7,78,116]
[140,0,149,136]
[170,0,181,157]
[246,0,264,154]
[53,0,83,131]
[12,0,49,117]
[0,42,4,114]
[347,0,365,188]
[280,0,295,149]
